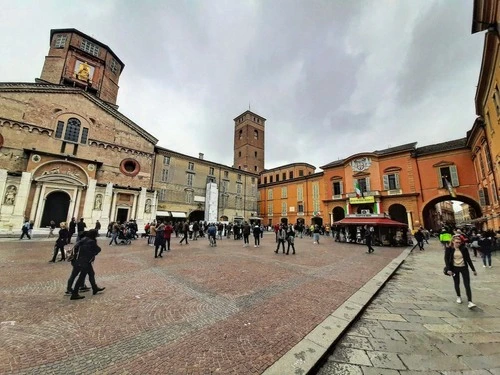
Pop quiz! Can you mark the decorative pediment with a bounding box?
[432,161,454,168]
[383,166,402,173]
[35,174,86,187]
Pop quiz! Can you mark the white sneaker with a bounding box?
[254,245,257,248]
[456,297,462,304]
[483,265,486,267]
[489,266,492,268]
[468,302,476,309]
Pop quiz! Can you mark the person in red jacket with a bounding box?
[164,221,174,251]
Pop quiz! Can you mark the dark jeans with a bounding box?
[483,253,492,266]
[51,245,65,262]
[109,233,118,245]
[20,228,31,239]
[166,238,171,250]
[276,239,285,253]
[366,240,374,253]
[243,234,249,244]
[453,266,472,302]
[254,235,260,246]
[155,244,166,257]
[180,233,189,244]
[72,264,98,296]
[287,241,295,254]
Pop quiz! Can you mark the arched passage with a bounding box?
[388,204,408,225]
[189,210,204,223]
[41,191,71,227]
[422,195,482,231]
[332,206,345,222]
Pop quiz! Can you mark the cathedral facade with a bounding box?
[0,29,157,235]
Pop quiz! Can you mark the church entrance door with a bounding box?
[41,191,70,228]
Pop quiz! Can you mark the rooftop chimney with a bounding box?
[199,153,204,160]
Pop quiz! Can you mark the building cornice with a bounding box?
[0,83,158,145]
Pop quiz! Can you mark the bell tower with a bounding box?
[38,28,125,107]
[233,110,265,173]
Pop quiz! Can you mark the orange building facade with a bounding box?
[258,140,482,232]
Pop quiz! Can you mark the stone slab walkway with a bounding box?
[317,240,500,375]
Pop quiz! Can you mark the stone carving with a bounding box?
[3,185,17,205]
[351,157,372,172]
[31,154,41,163]
[87,163,95,171]
[145,199,151,214]
[94,194,103,210]
[39,165,83,180]
[42,167,60,175]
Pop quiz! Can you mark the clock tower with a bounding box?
[233,110,265,173]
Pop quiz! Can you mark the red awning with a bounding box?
[333,217,408,227]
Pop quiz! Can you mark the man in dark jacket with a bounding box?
[67,230,105,300]
[76,218,87,242]
[68,217,76,244]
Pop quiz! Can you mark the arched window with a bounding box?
[254,130,258,139]
[64,118,81,142]
[239,130,243,139]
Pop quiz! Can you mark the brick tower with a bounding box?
[38,28,125,106]
[233,110,265,173]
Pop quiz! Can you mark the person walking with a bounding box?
[49,222,69,262]
[479,232,493,268]
[164,221,174,251]
[180,221,189,245]
[439,227,452,249]
[445,235,477,309]
[275,225,287,254]
[94,220,101,237]
[313,224,320,244]
[286,224,296,255]
[109,222,119,246]
[274,223,279,243]
[154,223,166,258]
[253,224,261,247]
[19,219,31,240]
[48,220,56,238]
[365,226,375,254]
[148,222,157,246]
[242,221,251,247]
[68,217,76,244]
[76,218,87,242]
[67,229,105,300]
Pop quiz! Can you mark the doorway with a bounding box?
[41,191,70,227]
[116,208,129,224]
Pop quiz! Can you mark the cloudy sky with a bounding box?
[0,0,485,170]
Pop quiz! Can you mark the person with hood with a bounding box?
[67,229,105,300]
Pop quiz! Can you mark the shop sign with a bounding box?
[349,196,375,204]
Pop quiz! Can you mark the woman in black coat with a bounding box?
[49,222,69,262]
[444,235,477,309]
[154,223,166,258]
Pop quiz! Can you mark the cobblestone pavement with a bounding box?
[317,239,500,375]
[0,233,402,375]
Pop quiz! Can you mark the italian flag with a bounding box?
[355,181,362,198]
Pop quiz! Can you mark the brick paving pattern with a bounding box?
[0,233,402,374]
[317,239,500,375]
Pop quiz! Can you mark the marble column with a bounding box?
[109,191,118,222]
[329,212,333,225]
[131,193,138,219]
[136,188,146,221]
[101,183,113,220]
[82,178,97,220]
[73,188,82,220]
[34,185,47,227]
[0,169,8,208]
[375,201,381,214]
[12,172,32,229]
[407,211,413,232]
[29,183,42,223]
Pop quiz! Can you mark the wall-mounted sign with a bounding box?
[349,196,375,204]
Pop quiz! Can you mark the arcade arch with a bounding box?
[421,195,482,231]
[388,204,408,225]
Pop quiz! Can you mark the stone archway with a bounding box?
[189,210,204,222]
[388,203,408,225]
[332,206,345,222]
[422,194,482,231]
[41,191,71,227]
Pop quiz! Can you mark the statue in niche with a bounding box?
[94,194,103,210]
[145,199,151,214]
[76,61,91,82]
[4,185,17,205]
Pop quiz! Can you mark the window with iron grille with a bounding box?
[55,35,67,49]
[55,121,64,138]
[80,39,99,56]
[110,58,119,74]
[64,118,81,142]
[161,169,168,182]
[80,127,89,144]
